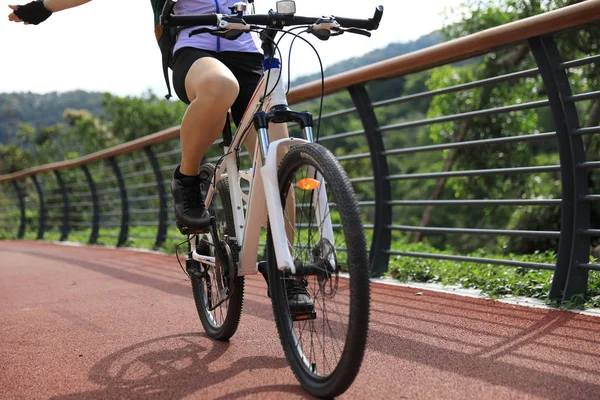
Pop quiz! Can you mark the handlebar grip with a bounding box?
[372,5,384,29]
[334,5,384,30]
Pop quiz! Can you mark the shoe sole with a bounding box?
[176,220,210,235]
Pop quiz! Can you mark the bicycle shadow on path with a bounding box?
[49,332,309,400]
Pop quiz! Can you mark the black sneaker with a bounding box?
[171,167,210,234]
[258,261,314,314]
[286,278,314,314]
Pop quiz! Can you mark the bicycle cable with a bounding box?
[284,27,308,95]
[250,26,326,142]
[286,30,326,143]
[175,236,194,278]
[280,26,326,143]
[251,27,285,104]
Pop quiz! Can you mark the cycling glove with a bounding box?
[14,1,52,25]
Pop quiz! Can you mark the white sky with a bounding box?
[1,0,462,99]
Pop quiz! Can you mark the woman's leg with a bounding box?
[179,57,239,176]
[170,50,239,231]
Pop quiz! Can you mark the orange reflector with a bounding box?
[296,178,320,191]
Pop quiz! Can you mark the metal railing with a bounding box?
[1,1,599,304]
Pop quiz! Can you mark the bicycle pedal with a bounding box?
[176,221,209,235]
[185,258,205,279]
[291,310,317,321]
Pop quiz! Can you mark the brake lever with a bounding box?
[189,27,216,37]
[344,27,371,37]
[189,27,244,41]
[308,28,332,41]
[307,25,371,41]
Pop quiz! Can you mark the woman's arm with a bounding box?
[39,0,91,12]
[8,0,91,24]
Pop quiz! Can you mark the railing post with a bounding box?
[529,35,590,303]
[30,174,45,240]
[53,170,70,241]
[81,165,100,244]
[12,180,26,239]
[143,146,168,249]
[107,157,129,247]
[348,84,392,277]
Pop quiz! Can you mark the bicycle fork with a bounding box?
[254,109,336,275]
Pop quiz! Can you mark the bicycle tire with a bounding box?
[191,174,244,341]
[266,143,370,398]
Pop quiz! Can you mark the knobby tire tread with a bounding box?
[267,143,370,398]
[192,178,245,341]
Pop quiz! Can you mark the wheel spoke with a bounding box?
[267,144,369,397]
[192,165,244,341]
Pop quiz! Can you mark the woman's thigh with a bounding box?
[172,47,239,105]
[217,51,263,126]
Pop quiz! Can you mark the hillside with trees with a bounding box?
[0,91,105,144]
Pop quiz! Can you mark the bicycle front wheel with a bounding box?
[266,143,370,398]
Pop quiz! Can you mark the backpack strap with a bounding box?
[156,0,178,100]
[162,49,173,100]
[162,26,185,100]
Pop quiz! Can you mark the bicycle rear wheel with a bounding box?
[266,143,370,398]
[190,165,244,341]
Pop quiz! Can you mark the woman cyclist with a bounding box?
[8,0,313,312]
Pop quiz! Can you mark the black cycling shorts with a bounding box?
[172,47,264,126]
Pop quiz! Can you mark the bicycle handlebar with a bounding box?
[163,5,384,31]
[334,6,383,30]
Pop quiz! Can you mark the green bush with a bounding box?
[387,240,600,308]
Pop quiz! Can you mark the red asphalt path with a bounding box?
[1,240,599,399]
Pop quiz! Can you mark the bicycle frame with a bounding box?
[190,58,335,276]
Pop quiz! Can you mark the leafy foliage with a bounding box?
[387,241,600,308]
[101,91,186,143]
[408,0,600,255]
[0,91,105,144]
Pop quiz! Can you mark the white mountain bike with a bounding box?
[164,1,383,397]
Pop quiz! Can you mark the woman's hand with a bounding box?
[7,2,53,25]
[8,5,28,24]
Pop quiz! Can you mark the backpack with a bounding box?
[151,0,180,99]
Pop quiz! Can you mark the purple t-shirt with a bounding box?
[173,0,261,54]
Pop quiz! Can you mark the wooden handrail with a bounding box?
[287,0,600,104]
[0,127,180,183]
[1,0,599,184]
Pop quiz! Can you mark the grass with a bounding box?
[2,224,599,309]
[387,241,600,309]
[3,225,187,253]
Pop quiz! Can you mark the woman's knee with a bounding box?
[185,58,239,105]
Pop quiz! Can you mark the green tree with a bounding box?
[414,0,599,254]
[101,91,186,143]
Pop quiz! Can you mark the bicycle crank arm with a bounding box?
[208,291,233,311]
[292,261,332,278]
